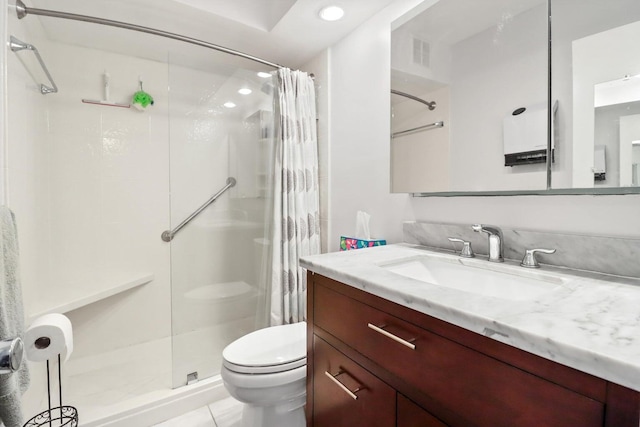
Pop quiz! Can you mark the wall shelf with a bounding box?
[27,273,154,323]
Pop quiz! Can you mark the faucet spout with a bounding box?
[471,224,504,263]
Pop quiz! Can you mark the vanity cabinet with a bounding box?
[397,394,448,427]
[313,335,396,426]
[306,272,640,427]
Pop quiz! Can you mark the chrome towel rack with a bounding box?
[9,35,58,95]
[161,177,236,242]
[392,121,444,138]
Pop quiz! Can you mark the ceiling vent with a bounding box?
[412,37,430,68]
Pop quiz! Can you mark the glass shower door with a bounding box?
[167,53,275,387]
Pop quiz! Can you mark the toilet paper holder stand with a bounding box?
[23,353,78,427]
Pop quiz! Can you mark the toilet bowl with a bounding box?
[221,321,307,427]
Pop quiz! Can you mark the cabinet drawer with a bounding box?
[313,335,395,427]
[314,283,604,427]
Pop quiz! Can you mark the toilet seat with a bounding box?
[222,321,306,374]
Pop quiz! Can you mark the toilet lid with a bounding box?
[223,322,306,374]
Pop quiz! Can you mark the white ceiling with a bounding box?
[23,0,397,70]
[170,0,298,32]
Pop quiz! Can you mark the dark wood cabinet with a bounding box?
[306,272,640,427]
[312,335,395,427]
[397,394,449,427]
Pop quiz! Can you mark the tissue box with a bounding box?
[340,236,386,251]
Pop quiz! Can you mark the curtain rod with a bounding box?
[391,89,436,110]
[14,0,285,70]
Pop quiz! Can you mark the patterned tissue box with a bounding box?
[340,236,387,251]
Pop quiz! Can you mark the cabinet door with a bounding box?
[312,335,395,427]
[398,394,449,427]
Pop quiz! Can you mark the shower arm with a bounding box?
[14,0,284,70]
[161,177,236,242]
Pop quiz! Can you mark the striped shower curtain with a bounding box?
[269,68,320,326]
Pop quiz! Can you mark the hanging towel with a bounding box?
[0,207,30,427]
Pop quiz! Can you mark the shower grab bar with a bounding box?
[392,121,444,138]
[9,35,58,95]
[161,177,236,242]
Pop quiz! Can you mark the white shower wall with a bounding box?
[6,16,51,318]
[7,11,265,421]
[42,42,172,360]
[8,32,173,419]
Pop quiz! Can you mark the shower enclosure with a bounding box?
[5,1,276,424]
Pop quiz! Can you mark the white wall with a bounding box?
[321,0,640,253]
[325,0,427,252]
[6,8,51,317]
[302,51,330,252]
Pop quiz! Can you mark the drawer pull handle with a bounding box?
[324,370,362,400]
[367,323,416,350]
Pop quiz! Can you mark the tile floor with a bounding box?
[153,396,243,427]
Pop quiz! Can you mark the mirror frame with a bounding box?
[406,0,640,197]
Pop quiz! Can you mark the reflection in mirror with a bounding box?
[552,0,640,190]
[391,83,450,192]
[391,0,549,193]
[392,0,640,195]
[593,79,640,187]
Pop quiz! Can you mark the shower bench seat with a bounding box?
[28,272,154,322]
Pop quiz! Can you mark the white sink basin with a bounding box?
[380,253,568,301]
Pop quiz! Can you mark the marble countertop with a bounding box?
[300,244,640,392]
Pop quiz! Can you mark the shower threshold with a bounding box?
[32,336,227,427]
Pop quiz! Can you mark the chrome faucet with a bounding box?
[471,224,504,262]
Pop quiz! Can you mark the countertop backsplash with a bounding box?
[403,221,640,279]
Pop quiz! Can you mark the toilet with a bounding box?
[221,321,307,427]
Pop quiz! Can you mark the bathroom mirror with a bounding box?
[391,0,640,195]
[560,0,640,190]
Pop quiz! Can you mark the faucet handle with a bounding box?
[520,248,556,268]
[448,238,475,258]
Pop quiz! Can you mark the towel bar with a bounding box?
[9,35,58,95]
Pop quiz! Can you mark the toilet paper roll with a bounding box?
[25,313,73,363]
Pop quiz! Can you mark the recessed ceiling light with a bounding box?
[257,72,271,78]
[238,88,252,95]
[319,5,344,21]
[223,102,236,109]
